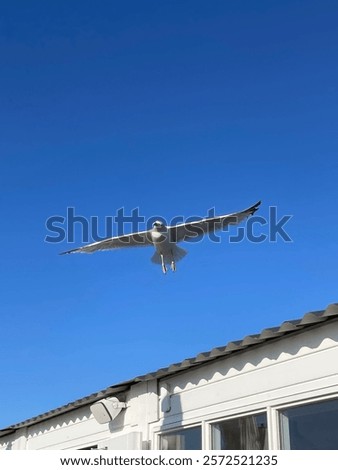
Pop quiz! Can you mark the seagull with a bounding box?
[60,201,261,273]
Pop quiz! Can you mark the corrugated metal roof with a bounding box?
[1,302,338,438]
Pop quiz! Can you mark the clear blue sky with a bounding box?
[1,0,338,428]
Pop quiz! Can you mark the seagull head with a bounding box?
[152,220,165,230]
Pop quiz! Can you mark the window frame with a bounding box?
[207,409,269,450]
[156,423,203,450]
[276,394,338,450]
[153,394,338,450]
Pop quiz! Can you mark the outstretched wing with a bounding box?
[60,229,153,255]
[168,201,261,243]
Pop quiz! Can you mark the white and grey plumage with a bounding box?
[60,201,261,273]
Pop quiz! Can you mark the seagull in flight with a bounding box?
[61,201,261,273]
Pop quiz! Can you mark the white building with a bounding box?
[1,303,338,450]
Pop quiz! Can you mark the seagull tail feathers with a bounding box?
[151,246,188,265]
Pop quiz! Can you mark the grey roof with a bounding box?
[1,302,338,438]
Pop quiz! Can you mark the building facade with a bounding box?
[1,303,338,450]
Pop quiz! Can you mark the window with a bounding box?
[280,398,338,450]
[160,426,201,450]
[211,413,268,450]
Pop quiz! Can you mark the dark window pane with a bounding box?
[160,426,201,450]
[212,413,268,450]
[280,399,338,450]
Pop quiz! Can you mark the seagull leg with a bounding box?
[160,254,167,274]
[170,251,176,272]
